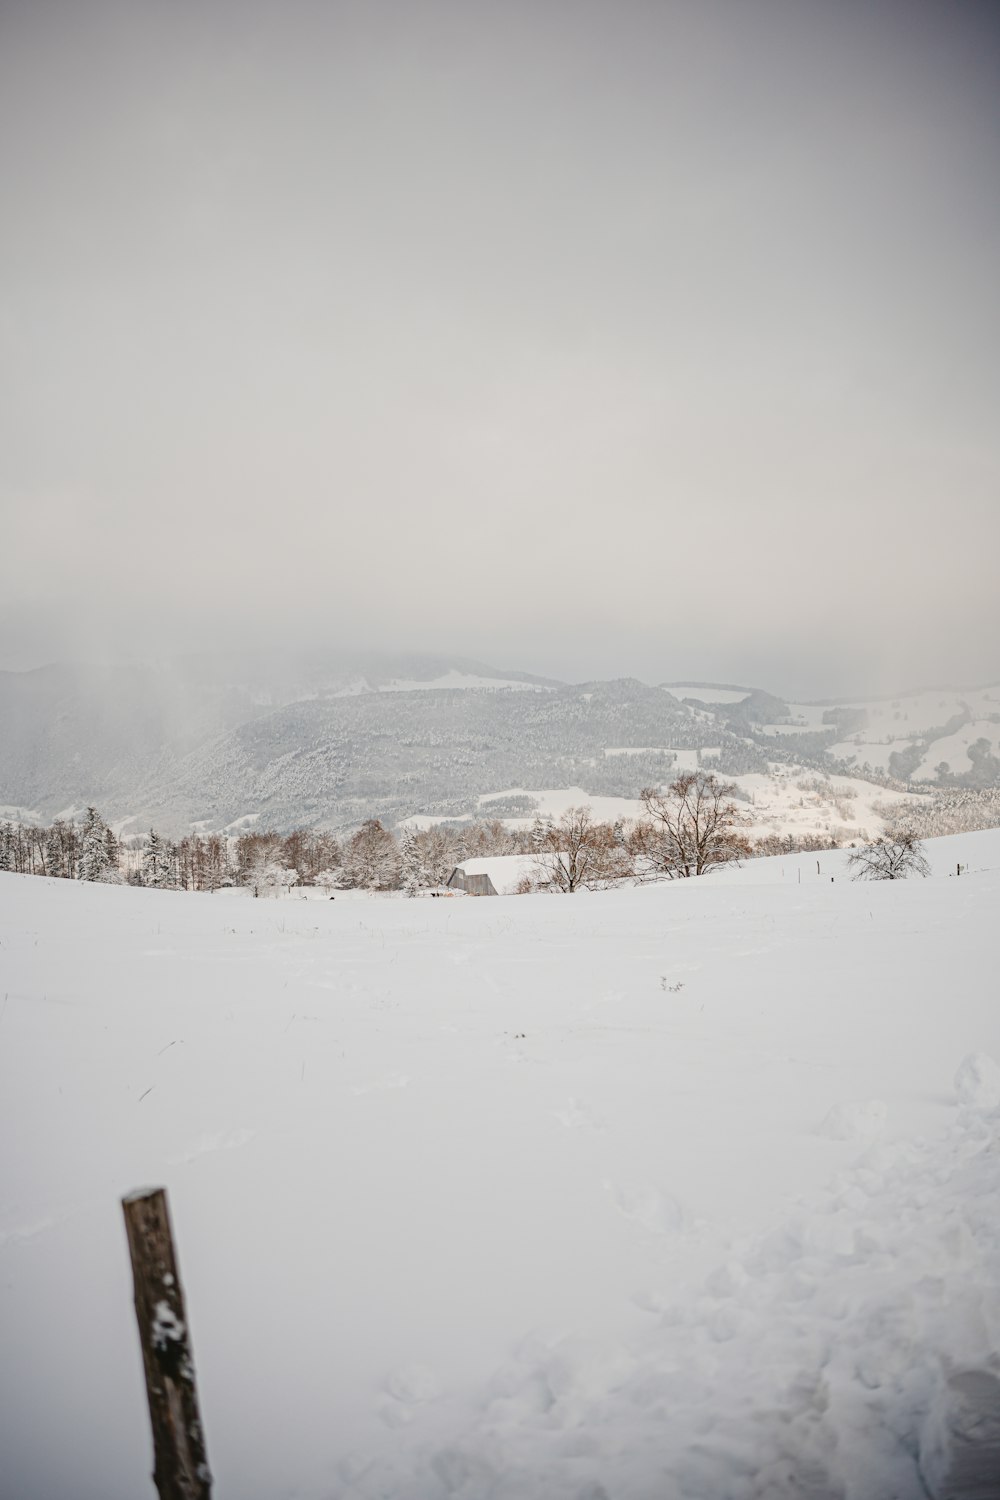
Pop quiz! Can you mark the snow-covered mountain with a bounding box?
[667,680,1000,788]
[0,651,559,828]
[2,653,998,834]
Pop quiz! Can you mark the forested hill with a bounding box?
[2,652,998,834]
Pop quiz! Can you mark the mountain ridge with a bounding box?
[2,652,999,835]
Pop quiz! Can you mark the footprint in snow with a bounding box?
[610,1181,683,1235]
[376,1364,440,1427]
[386,1364,440,1403]
[632,1288,673,1314]
[0,1217,55,1247]
[168,1128,255,1165]
[816,1100,887,1141]
[351,1072,409,1096]
[552,1098,605,1131]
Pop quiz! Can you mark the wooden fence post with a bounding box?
[122,1187,212,1500]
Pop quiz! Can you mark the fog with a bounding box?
[1,0,998,699]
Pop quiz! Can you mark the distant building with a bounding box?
[446,854,545,896]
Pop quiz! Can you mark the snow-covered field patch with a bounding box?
[1,832,998,1498]
[732,768,925,844]
[401,769,927,847]
[335,672,552,696]
[828,736,918,772]
[665,686,753,705]
[478,786,648,825]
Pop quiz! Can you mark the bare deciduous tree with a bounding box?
[414,826,461,887]
[533,806,634,893]
[847,830,930,881]
[345,819,400,891]
[636,772,752,879]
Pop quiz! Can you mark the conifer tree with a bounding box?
[45,824,65,878]
[142,829,175,889]
[78,807,123,883]
[78,807,110,882]
[400,826,424,896]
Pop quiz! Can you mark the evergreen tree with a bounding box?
[530,814,554,850]
[45,824,65,877]
[400,826,424,896]
[78,808,109,881]
[142,829,175,889]
[104,826,120,875]
[78,807,122,883]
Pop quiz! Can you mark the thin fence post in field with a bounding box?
[122,1187,212,1500]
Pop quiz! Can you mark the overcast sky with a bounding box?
[1,0,997,696]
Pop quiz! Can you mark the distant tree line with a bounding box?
[0,775,768,896]
[0,807,536,894]
[877,786,1000,840]
[9,772,990,898]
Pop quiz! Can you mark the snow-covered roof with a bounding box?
[451,854,545,894]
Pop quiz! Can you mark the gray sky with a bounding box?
[1,0,998,697]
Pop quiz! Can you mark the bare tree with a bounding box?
[636,772,752,879]
[534,806,634,894]
[415,826,461,887]
[847,830,930,881]
[344,819,400,890]
[244,846,298,898]
[457,819,523,859]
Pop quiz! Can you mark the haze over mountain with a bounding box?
[3,651,999,836]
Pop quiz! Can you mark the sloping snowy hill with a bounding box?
[1,832,998,1498]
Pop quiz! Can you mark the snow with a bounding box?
[450,855,542,895]
[756,721,821,736]
[816,1098,888,1141]
[478,786,648,824]
[666,686,752,704]
[151,1299,186,1352]
[829,736,917,772]
[603,746,674,757]
[335,671,551,696]
[912,722,1000,781]
[1,831,999,1498]
[730,768,923,844]
[954,1052,1000,1110]
[798,687,1000,780]
[779,703,831,730]
[403,769,926,847]
[672,748,715,772]
[0,803,41,824]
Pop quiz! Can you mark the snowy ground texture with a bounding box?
[2,833,999,1500]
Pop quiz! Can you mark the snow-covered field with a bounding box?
[2,833,999,1499]
[334,672,552,696]
[403,772,925,846]
[732,768,924,844]
[665,687,754,705]
[469,771,923,846]
[797,686,1000,778]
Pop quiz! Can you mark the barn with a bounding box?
[446,854,544,896]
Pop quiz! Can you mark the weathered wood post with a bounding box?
[122,1187,212,1500]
